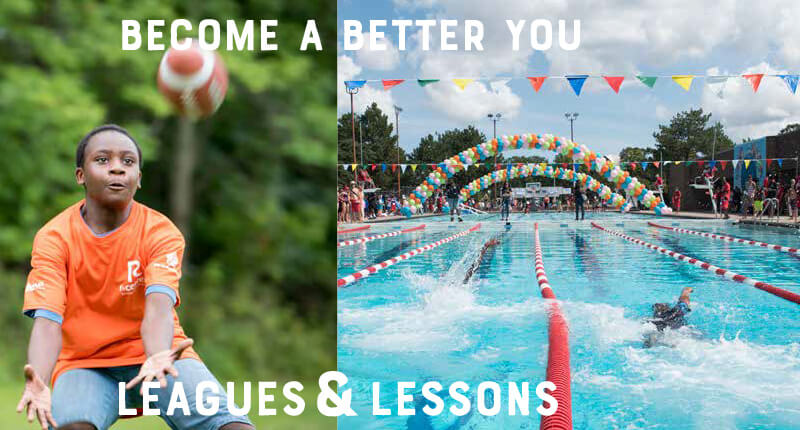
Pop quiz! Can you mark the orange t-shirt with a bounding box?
[23,200,198,385]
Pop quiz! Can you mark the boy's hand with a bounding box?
[16,365,57,430]
[125,339,193,394]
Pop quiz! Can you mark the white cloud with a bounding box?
[423,80,522,122]
[701,63,800,142]
[655,104,672,121]
[337,55,396,116]
[354,33,402,71]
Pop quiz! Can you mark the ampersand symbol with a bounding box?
[317,371,357,416]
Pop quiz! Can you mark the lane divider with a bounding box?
[648,222,799,256]
[337,225,370,234]
[337,225,426,248]
[534,223,573,430]
[592,223,800,305]
[337,224,482,287]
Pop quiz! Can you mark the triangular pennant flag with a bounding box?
[417,79,439,87]
[742,74,764,92]
[344,80,367,90]
[411,164,417,172]
[744,160,751,169]
[573,164,580,172]
[708,160,717,169]
[686,160,695,166]
[351,164,357,171]
[719,160,728,170]
[706,76,728,99]
[391,164,397,172]
[630,162,637,170]
[641,162,649,170]
[401,164,408,172]
[603,76,625,93]
[637,76,658,88]
[527,76,547,92]
[696,160,704,168]
[672,75,695,91]
[561,163,568,169]
[381,163,387,172]
[778,159,783,167]
[777,75,799,94]
[452,79,474,90]
[490,79,510,93]
[653,161,660,168]
[370,164,377,171]
[674,161,682,165]
[382,79,405,90]
[766,159,773,168]
[566,75,589,96]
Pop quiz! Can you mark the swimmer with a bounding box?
[644,287,693,347]
[463,238,500,283]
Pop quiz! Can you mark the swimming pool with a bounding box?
[337,212,800,429]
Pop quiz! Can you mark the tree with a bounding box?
[408,126,488,188]
[653,108,733,161]
[619,147,653,163]
[779,123,800,135]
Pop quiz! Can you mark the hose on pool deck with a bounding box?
[593,222,800,305]
[533,223,573,430]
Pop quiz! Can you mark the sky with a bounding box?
[336,0,800,162]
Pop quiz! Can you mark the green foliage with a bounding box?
[779,123,800,136]
[652,108,733,160]
[0,0,335,383]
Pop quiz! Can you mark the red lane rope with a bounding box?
[337,225,427,247]
[593,223,800,305]
[534,223,573,430]
[648,222,799,255]
[337,225,370,234]
[337,224,481,287]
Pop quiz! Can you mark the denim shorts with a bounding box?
[51,358,253,430]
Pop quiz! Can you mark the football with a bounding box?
[156,40,228,118]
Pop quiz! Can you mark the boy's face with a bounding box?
[76,131,141,209]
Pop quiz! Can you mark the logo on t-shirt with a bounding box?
[153,252,180,274]
[120,259,143,296]
[25,281,45,294]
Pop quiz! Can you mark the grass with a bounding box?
[0,380,335,429]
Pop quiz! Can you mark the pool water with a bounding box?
[337,212,800,429]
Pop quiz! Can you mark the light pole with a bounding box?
[394,105,403,198]
[488,113,502,206]
[346,86,359,167]
[565,112,579,183]
[359,117,364,166]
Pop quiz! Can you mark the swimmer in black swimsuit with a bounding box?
[644,287,693,347]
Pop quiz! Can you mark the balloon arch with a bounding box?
[402,133,670,216]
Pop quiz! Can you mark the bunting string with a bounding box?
[344,74,800,96]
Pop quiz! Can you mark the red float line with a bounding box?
[534,223,573,430]
[337,224,481,287]
[337,225,426,247]
[337,225,371,234]
[592,223,800,305]
[648,222,799,255]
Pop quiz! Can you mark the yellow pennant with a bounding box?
[452,79,474,91]
[674,161,682,165]
[350,164,357,171]
[672,75,695,91]
[744,159,751,169]
[411,164,417,172]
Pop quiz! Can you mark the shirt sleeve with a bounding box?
[22,229,68,320]
[144,221,185,307]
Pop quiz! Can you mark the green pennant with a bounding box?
[685,160,695,166]
[636,76,657,88]
[417,79,440,87]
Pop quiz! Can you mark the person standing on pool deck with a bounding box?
[573,181,585,220]
[500,181,512,223]
[17,125,253,430]
[788,178,798,224]
[672,188,681,212]
[720,177,731,219]
[445,182,462,222]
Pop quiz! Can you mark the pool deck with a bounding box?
[338,210,800,230]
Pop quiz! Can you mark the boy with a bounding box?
[17,125,253,430]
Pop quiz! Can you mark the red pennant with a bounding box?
[653,161,660,168]
[767,159,773,168]
[429,164,436,169]
[370,164,377,171]
[391,164,397,172]
[719,160,728,170]
[382,79,405,90]
[630,162,637,170]
[603,76,625,93]
[696,160,704,168]
[742,74,764,92]
[561,163,568,169]
[496,164,503,170]
[527,77,547,92]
